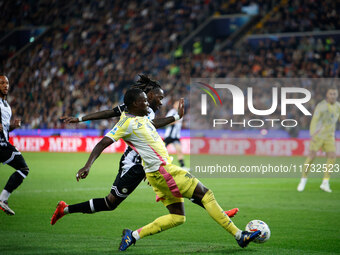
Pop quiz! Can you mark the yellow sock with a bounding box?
[201,190,240,236]
[324,158,336,180]
[137,214,185,239]
[302,157,313,178]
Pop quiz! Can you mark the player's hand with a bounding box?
[76,166,90,181]
[60,116,79,123]
[13,119,21,128]
[0,123,2,132]
[178,98,184,118]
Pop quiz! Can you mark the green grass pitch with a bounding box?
[0,152,339,254]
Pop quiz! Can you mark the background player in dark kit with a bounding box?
[0,75,29,215]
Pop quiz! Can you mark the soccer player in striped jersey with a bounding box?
[297,87,340,192]
[51,75,238,225]
[164,100,186,169]
[69,88,259,250]
[0,75,29,215]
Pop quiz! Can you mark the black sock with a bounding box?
[190,198,205,209]
[179,159,185,167]
[68,198,113,214]
[4,171,26,193]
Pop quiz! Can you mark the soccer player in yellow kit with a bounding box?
[297,87,340,192]
[75,88,260,251]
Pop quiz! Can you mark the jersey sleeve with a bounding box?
[111,104,126,117]
[105,117,131,142]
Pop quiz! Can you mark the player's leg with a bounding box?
[189,197,239,218]
[65,164,146,214]
[190,183,239,235]
[119,167,188,251]
[0,145,29,215]
[132,202,185,239]
[119,198,186,251]
[146,164,237,233]
[174,141,185,168]
[68,192,125,214]
[297,149,317,192]
[320,142,336,192]
[51,193,125,225]
[162,165,256,247]
[165,165,257,247]
[51,164,145,225]
[190,182,260,248]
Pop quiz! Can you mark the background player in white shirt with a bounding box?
[0,75,29,215]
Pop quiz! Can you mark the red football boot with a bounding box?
[225,208,239,218]
[51,201,68,225]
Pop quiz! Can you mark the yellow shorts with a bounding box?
[309,137,336,153]
[146,164,199,207]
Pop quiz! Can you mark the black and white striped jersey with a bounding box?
[0,98,11,143]
[164,108,182,139]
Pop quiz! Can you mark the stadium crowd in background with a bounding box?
[0,0,339,132]
[253,0,340,34]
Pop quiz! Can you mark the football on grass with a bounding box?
[245,220,271,243]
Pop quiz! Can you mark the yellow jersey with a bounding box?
[105,112,171,172]
[310,100,340,139]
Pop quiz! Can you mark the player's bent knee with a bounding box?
[18,167,29,178]
[192,182,210,201]
[201,189,216,205]
[105,194,122,210]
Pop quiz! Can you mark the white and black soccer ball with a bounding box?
[245,220,271,243]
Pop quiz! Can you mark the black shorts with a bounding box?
[0,142,28,169]
[164,137,180,146]
[111,163,145,199]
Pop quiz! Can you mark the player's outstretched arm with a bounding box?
[61,110,118,123]
[152,98,184,128]
[76,137,113,181]
[61,105,126,123]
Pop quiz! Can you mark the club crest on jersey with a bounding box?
[137,122,143,128]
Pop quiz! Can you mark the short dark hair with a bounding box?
[327,86,338,92]
[124,88,144,108]
[131,74,161,94]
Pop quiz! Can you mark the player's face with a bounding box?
[0,76,9,97]
[148,88,164,112]
[326,89,338,104]
[135,92,149,116]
